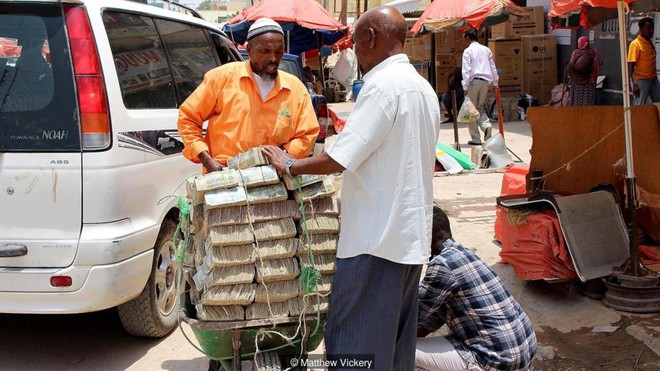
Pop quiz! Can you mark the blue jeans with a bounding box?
[634,78,660,105]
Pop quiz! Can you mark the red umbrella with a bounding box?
[410,0,527,34]
[224,0,349,55]
[549,0,637,28]
[229,0,346,31]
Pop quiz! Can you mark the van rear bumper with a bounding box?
[0,250,153,314]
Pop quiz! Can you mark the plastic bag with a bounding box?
[457,97,480,123]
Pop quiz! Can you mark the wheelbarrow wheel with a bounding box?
[253,351,282,371]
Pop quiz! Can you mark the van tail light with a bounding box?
[316,102,329,141]
[65,5,110,150]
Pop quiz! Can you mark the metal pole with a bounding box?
[617,0,640,275]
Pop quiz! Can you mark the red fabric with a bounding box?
[500,164,529,196]
[494,164,528,242]
[498,209,579,281]
[328,108,345,134]
[228,0,348,32]
[410,0,525,33]
[640,245,660,265]
[549,0,637,29]
[549,0,635,18]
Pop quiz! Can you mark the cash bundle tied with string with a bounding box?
[182,146,340,325]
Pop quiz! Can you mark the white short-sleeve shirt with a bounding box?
[326,54,441,265]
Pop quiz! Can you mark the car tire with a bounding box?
[118,219,179,337]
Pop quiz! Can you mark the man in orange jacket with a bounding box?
[177,18,319,173]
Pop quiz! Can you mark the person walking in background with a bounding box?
[440,66,464,123]
[568,36,600,106]
[628,17,660,105]
[177,18,319,173]
[461,29,498,146]
[262,6,441,369]
[416,206,538,371]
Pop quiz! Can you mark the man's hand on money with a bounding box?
[261,145,289,174]
[198,151,224,173]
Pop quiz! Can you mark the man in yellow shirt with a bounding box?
[177,18,319,172]
[628,17,659,105]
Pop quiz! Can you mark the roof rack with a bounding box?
[129,0,204,20]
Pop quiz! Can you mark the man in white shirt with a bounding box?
[262,6,441,370]
[461,29,499,145]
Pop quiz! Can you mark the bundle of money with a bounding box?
[293,177,336,203]
[283,173,324,190]
[238,166,280,188]
[205,187,248,209]
[246,302,289,320]
[227,147,269,169]
[205,200,300,227]
[195,169,240,192]
[183,146,342,322]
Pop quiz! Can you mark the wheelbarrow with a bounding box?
[182,311,325,371]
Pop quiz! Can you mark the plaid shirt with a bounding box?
[419,238,537,370]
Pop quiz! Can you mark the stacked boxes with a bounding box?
[521,34,557,105]
[185,147,339,321]
[488,38,524,96]
[405,33,432,82]
[434,28,465,94]
[488,6,557,103]
[490,7,545,39]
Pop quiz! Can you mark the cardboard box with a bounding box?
[488,38,523,86]
[435,53,462,69]
[404,34,432,61]
[498,84,524,97]
[411,60,430,81]
[521,34,557,104]
[434,28,466,54]
[491,6,545,39]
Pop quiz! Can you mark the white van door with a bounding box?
[0,6,82,268]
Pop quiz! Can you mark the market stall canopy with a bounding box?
[223,0,349,55]
[549,0,660,28]
[410,0,528,34]
[385,0,424,14]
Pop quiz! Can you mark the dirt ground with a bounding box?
[516,279,660,370]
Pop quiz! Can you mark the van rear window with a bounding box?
[0,5,80,151]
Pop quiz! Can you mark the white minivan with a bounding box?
[0,0,241,337]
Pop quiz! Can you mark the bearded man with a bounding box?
[177,18,319,173]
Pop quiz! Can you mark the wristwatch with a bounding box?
[285,158,296,177]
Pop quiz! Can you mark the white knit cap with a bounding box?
[247,18,284,40]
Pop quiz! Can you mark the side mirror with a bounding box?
[306,82,314,93]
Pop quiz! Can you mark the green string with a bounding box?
[294,176,323,337]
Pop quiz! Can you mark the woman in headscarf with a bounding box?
[568,36,600,105]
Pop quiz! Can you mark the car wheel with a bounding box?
[118,219,179,337]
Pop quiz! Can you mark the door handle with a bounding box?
[0,243,28,257]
